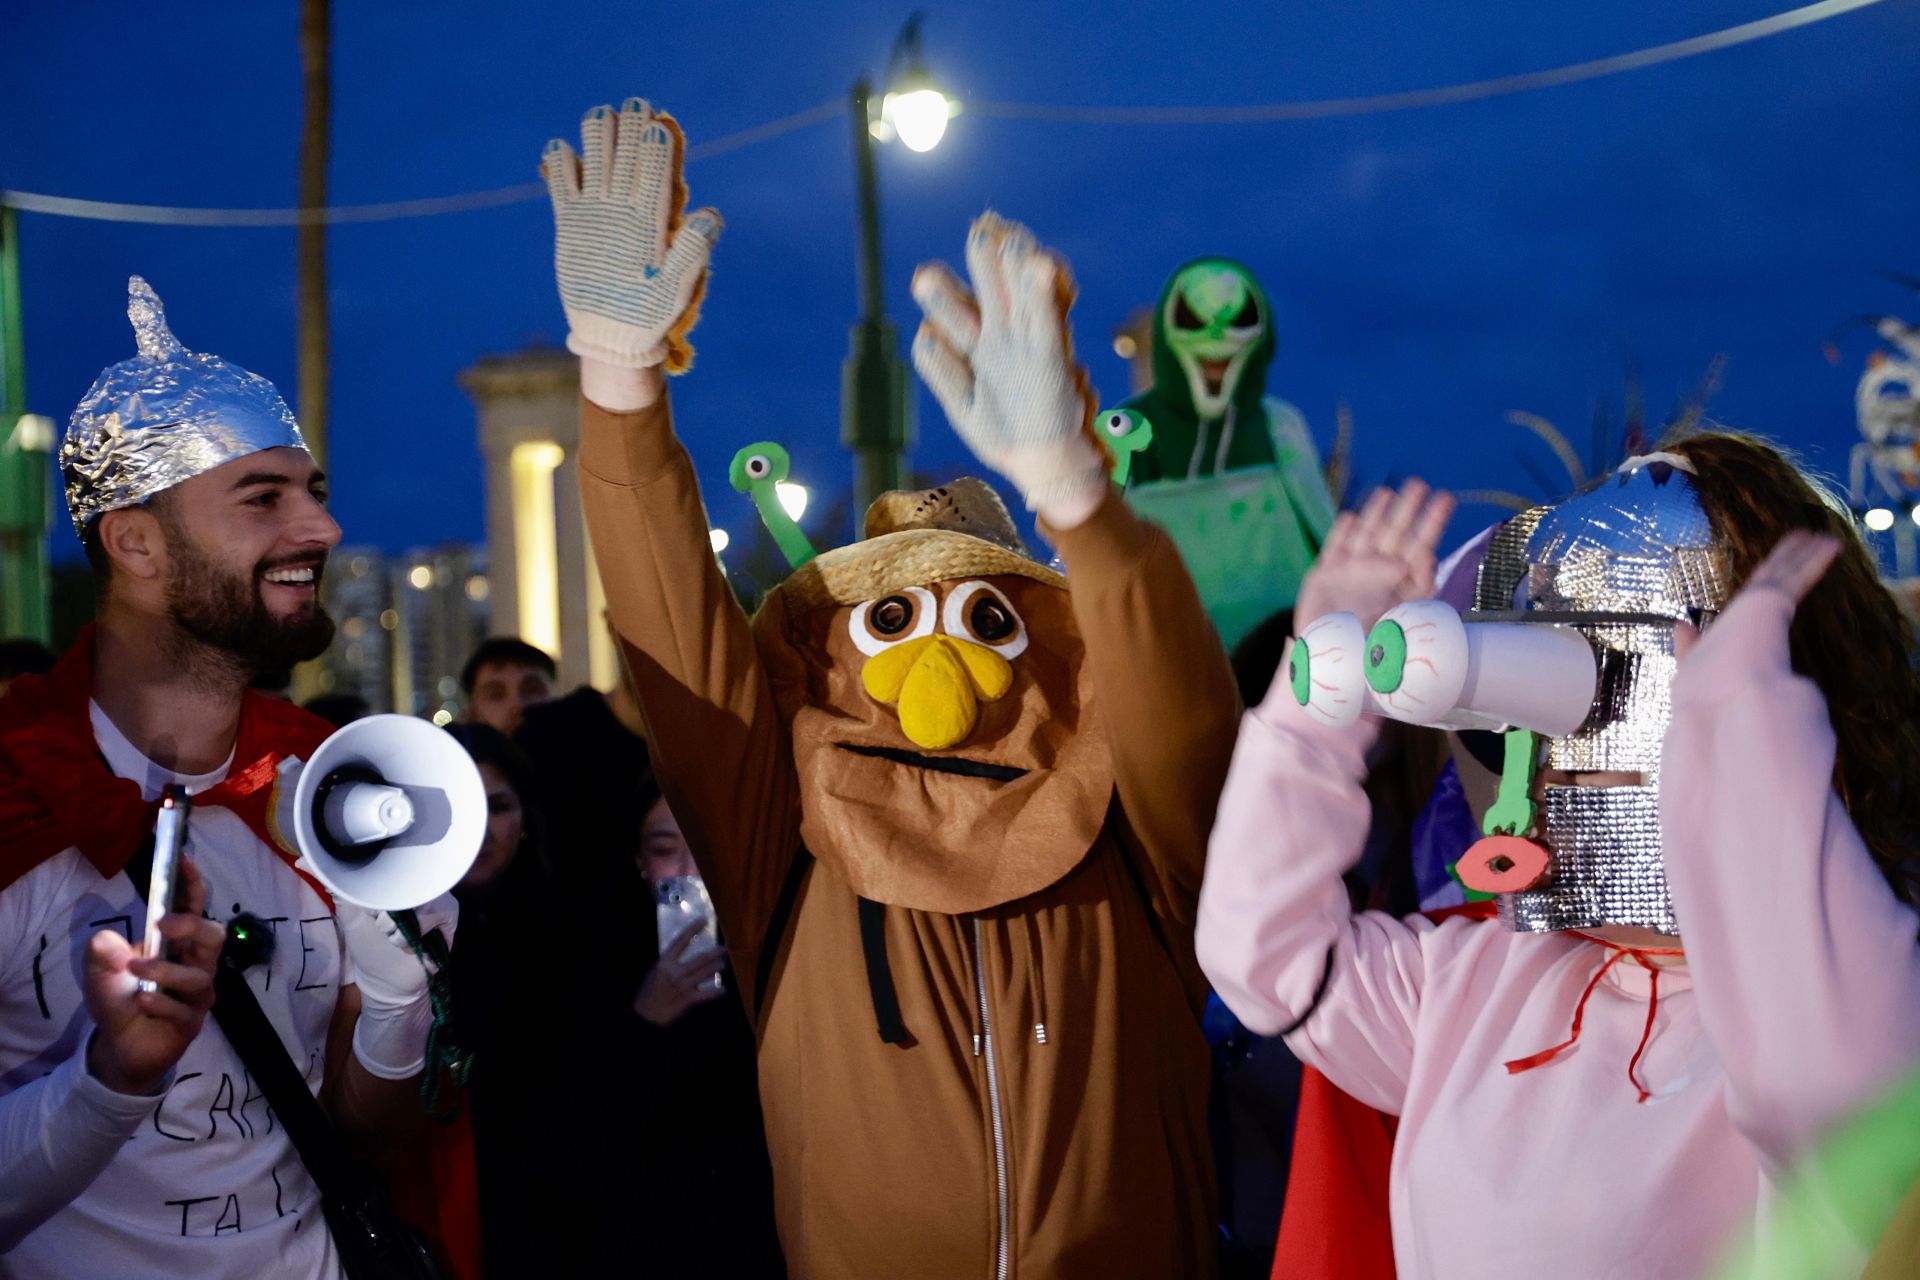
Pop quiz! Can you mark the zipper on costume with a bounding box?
[972,918,1011,1280]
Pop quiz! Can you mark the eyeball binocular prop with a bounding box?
[1288,454,1731,935]
[1288,601,1598,738]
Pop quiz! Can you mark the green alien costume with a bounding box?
[1117,258,1337,648]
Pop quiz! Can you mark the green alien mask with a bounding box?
[1161,260,1271,420]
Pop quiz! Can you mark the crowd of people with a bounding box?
[0,93,1917,1280]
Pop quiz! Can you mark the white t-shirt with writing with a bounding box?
[0,704,343,1278]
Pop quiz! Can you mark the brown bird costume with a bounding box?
[549,99,1239,1278]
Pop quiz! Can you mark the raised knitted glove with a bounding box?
[338,892,457,1080]
[911,213,1106,514]
[543,98,721,372]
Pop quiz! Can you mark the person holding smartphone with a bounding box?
[0,279,456,1278]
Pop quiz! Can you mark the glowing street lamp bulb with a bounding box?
[1866,507,1896,532]
[885,89,951,153]
[776,481,810,521]
[709,528,731,554]
[1911,505,1920,527]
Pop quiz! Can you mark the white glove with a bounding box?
[910,213,1106,515]
[337,893,457,1081]
[543,98,722,372]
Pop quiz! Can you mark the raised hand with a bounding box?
[1290,481,1456,640]
[84,856,225,1095]
[633,925,728,1027]
[910,213,1107,524]
[543,99,721,372]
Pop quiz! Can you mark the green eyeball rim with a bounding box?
[1289,639,1312,706]
[1364,618,1407,694]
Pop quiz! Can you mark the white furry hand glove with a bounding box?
[911,213,1106,515]
[543,98,722,372]
[338,893,457,1080]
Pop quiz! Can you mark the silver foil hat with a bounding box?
[61,277,306,536]
[1473,457,1731,936]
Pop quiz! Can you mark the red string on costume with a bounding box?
[1504,931,1684,1104]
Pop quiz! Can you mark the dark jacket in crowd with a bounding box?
[501,687,784,1277]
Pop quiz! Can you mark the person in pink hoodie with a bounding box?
[1198,430,1920,1279]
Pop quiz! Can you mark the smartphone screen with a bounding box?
[137,786,190,994]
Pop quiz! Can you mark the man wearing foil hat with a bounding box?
[1197,445,1920,1278]
[0,280,453,1277]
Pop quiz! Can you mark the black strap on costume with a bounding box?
[751,846,814,1024]
[856,897,909,1045]
[748,845,908,1046]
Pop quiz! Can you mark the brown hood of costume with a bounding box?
[753,571,1113,914]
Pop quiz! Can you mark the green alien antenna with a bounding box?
[729,441,816,571]
[1096,408,1154,488]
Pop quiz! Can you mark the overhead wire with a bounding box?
[0,97,844,228]
[0,0,1890,228]
[968,0,1886,123]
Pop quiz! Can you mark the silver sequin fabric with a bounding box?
[1502,785,1677,933]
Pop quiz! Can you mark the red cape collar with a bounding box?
[0,624,333,897]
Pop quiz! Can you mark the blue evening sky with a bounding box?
[3,0,1917,561]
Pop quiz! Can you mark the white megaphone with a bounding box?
[272,714,487,910]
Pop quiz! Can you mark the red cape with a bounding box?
[0,624,333,895]
[1270,901,1496,1280]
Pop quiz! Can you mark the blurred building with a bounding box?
[316,543,489,720]
[391,544,491,722]
[318,547,394,711]
[460,345,614,694]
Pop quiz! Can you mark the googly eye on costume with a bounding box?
[849,586,938,656]
[1361,599,1598,737]
[1288,612,1368,727]
[1365,600,1469,725]
[742,453,775,480]
[941,580,1029,658]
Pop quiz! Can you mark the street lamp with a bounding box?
[776,481,809,522]
[844,14,956,528]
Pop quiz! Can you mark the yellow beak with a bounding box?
[861,634,1014,750]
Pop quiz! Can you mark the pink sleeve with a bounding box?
[1196,694,1433,1115]
[1661,587,1920,1172]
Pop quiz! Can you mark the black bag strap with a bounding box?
[124,845,358,1199]
[751,845,814,1023]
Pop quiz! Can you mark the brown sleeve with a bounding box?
[1044,490,1241,931]
[577,393,800,1011]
